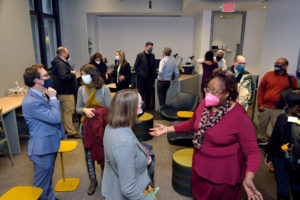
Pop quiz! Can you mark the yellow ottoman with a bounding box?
[0,186,42,200]
[55,140,80,192]
[132,112,153,141]
[172,148,193,197]
[177,111,194,119]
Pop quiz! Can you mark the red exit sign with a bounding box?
[222,3,235,12]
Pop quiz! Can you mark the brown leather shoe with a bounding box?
[67,133,81,139]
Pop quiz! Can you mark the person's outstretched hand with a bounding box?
[149,123,167,137]
[243,172,263,200]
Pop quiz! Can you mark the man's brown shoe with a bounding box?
[67,133,81,139]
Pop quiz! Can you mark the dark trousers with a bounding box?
[157,80,170,106]
[273,156,300,200]
[137,76,154,109]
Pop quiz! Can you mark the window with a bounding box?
[42,0,53,14]
[30,15,41,64]
[29,0,61,68]
[44,17,57,67]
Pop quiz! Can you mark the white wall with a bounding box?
[259,0,300,79]
[207,11,266,75]
[0,0,35,97]
[91,16,193,67]
[243,10,266,75]
[60,0,183,70]
[87,14,99,57]
[212,13,243,66]
[193,14,202,59]
[199,11,211,61]
[193,11,211,74]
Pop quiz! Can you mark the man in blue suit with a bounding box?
[22,64,64,200]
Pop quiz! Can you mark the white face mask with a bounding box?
[82,74,92,85]
[95,60,100,65]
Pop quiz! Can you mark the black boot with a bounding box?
[87,178,98,195]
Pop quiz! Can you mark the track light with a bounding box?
[149,0,152,9]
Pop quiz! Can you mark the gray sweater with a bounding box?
[76,85,111,115]
[102,126,151,200]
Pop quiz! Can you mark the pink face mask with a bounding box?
[205,92,220,107]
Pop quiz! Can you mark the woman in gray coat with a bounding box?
[102,90,152,200]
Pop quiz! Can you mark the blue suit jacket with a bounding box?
[22,89,65,156]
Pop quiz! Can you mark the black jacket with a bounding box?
[134,51,156,80]
[111,62,131,90]
[89,61,110,84]
[265,114,294,161]
[51,57,77,95]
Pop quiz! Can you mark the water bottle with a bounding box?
[281,143,296,170]
[15,81,20,93]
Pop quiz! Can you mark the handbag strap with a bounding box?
[288,75,292,88]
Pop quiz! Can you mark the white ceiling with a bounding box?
[182,0,268,16]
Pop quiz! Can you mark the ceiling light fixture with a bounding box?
[149,0,152,9]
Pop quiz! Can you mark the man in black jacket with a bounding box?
[134,42,156,109]
[51,46,80,138]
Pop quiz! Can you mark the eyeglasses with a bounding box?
[204,88,225,96]
[40,74,50,78]
[238,62,247,65]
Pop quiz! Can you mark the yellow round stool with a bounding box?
[132,112,153,141]
[172,148,193,197]
[55,140,80,192]
[0,186,43,200]
[177,111,194,119]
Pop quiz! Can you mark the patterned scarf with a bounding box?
[192,99,233,149]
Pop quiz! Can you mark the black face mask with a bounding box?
[274,64,282,72]
[216,56,222,61]
[66,54,70,60]
[137,102,146,118]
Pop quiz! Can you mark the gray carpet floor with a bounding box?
[0,118,277,200]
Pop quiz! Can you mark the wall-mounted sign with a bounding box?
[222,3,235,12]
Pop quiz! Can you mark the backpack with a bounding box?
[276,76,294,109]
[248,75,255,105]
[241,73,255,105]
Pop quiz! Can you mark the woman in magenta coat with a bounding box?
[150,72,262,200]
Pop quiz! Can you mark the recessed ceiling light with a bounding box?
[263,5,267,8]
[219,6,222,9]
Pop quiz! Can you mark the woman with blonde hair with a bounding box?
[111,50,131,91]
[101,90,153,200]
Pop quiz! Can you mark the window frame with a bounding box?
[29,0,61,68]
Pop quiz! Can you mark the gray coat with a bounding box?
[101,126,151,200]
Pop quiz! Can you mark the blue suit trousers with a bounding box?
[29,153,57,200]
